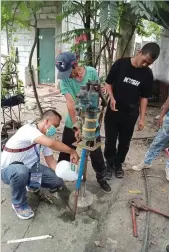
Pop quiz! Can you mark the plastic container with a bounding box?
[55,160,78,181]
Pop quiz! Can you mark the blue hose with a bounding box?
[76,148,87,190]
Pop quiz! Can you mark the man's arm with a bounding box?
[64,93,77,125]
[138,98,148,131]
[105,60,119,111]
[44,155,57,171]
[139,70,153,131]
[158,97,169,127]
[105,84,114,100]
[105,84,118,111]
[34,135,79,164]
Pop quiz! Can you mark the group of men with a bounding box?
[1,42,168,220]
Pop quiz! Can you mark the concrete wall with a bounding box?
[152,28,169,84]
[1,1,84,86]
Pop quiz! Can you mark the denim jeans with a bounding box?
[144,115,169,169]
[1,163,64,206]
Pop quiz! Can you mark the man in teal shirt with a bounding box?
[55,52,111,193]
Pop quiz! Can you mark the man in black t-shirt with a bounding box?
[104,42,160,179]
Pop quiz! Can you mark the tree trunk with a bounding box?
[97,36,102,76]
[103,38,108,77]
[116,9,137,59]
[28,16,43,116]
[84,0,92,66]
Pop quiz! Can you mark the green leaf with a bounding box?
[99,1,118,33]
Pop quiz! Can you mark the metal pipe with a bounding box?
[73,148,88,219]
[131,205,138,237]
[76,149,87,190]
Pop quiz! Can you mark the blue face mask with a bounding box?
[46,125,57,137]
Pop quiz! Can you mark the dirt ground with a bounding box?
[1,87,169,252]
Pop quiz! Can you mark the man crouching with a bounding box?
[1,109,79,220]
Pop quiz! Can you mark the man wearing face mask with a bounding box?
[104,42,160,179]
[55,51,111,193]
[1,109,79,220]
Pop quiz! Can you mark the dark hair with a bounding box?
[141,42,160,60]
[41,109,62,121]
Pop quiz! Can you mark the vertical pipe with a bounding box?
[76,148,87,190]
[82,151,89,197]
[73,148,87,220]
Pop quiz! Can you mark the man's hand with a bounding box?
[75,129,81,142]
[110,98,118,111]
[157,116,163,128]
[137,119,144,131]
[70,149,79,164]
[101,86,107,95]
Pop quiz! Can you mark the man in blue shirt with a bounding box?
[132,96,169,181]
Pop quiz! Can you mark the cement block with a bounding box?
[24,46,31,52]
[48,13,57,19]
[36,8,43,14]
[69,190,94,213]
[51,6,57,13]
[18,46,25,52]
[40,14,49,20]
[42,6,52,13]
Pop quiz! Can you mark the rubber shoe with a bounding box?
[165,169,169,181]
[12,203,34,220]
[105,169,113,180]
[115,163,124,178]
[105,163,114,180]
[98,179,111,193]
[132,162,152,171]
[26,186,39,193]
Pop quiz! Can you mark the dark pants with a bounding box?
[58,126,106,180]
[104,105,139,166]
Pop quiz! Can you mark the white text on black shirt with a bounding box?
[123,77,140,87]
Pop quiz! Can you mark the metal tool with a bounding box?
[130,199,169,218]
[131,205,138,237]
[130,198,169,238]
[72,81,107,219]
